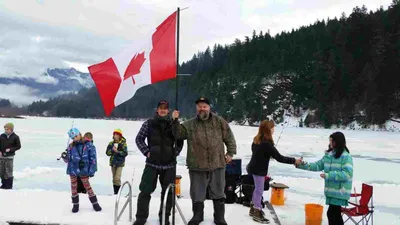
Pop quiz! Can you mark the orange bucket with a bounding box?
[175,175,182,197]
[270,188,285,205]
[270,183,289,206]
[305,204,323,225]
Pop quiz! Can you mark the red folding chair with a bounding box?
[341,183,374,225]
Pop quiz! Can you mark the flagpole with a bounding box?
[172,7,180,225]
[175,8,180,110]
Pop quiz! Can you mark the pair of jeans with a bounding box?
[251,175,265,209]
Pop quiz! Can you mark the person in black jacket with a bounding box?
[0,122,21,189]
[246,120,302,223]
[134,100,184,225]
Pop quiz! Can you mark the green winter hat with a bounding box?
[4,122,14,130]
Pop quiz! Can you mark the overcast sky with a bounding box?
[0,0,393,80]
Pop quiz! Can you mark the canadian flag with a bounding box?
[88,11,177,116]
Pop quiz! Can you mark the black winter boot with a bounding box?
[89,195,102,212]
[9,177,13,189]
[213,198,228,225]
[188,202,204,225]
[71,195,79,213]
[114,185,121,195]
[2,178,13,189]
[159,212,170,225]
[158,206,171,225]
[133,219,146,225]
[134,192,151,225]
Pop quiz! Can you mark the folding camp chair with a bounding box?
[342,183,374,225]
[205,159,242,203]
[225,159,242,203]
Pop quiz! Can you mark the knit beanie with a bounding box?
[68,127,80,139]
[4,123,14,130]
[113,129,123,137]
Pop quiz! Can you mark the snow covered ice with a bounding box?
[0,117,400,225]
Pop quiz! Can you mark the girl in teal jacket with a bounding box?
[297,132,353,225]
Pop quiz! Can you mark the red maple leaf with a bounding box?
[123,51,146,83]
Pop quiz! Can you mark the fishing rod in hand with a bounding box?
[57,120,75,160]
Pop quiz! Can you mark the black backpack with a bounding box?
[237,174,271,208]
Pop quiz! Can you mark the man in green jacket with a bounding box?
[172,97,237,225]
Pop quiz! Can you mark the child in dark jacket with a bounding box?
[106,129,128,194]
[247,120,302,223]
[0,122,21,189]
[64,128,102,213]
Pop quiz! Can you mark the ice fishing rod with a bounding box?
[275,120,289,147]
[57,120,75,160]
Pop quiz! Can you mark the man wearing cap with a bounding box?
[0,122,21,189]
[134,100,184,225]
[172,97,237,225]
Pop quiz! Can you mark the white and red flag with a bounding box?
[88,11,177,116]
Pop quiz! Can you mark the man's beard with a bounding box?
[198,110,210,120]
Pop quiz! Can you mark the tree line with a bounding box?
[27,1,400,127]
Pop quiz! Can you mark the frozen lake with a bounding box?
[1,116,399,225]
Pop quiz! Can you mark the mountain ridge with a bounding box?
[0,68,94,104]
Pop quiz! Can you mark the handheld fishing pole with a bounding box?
[275,120,289,147]
[57,120,75,160]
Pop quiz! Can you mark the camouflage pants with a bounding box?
[0,157,14,179]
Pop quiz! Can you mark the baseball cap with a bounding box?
[195,97,210,105]
[157,100,169,108]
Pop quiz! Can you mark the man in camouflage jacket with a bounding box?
[172,97,237,225]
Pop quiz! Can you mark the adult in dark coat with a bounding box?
[133,100,183,225]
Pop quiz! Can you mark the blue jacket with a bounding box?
[65,140,97,177]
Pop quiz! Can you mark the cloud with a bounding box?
[63,61,90,74]
[0,9,129,80]
[35,73,59,85]
[0,84,46,106]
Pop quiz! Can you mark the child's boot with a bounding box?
[253,208,270,224]
[89,195,102,212]
[71,195,79,213]
[249,203,255,217]
[113,185,121,195]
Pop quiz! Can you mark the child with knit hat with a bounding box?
[106,128,128,194]
[65,127,102,213]
[0,122,21,189]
